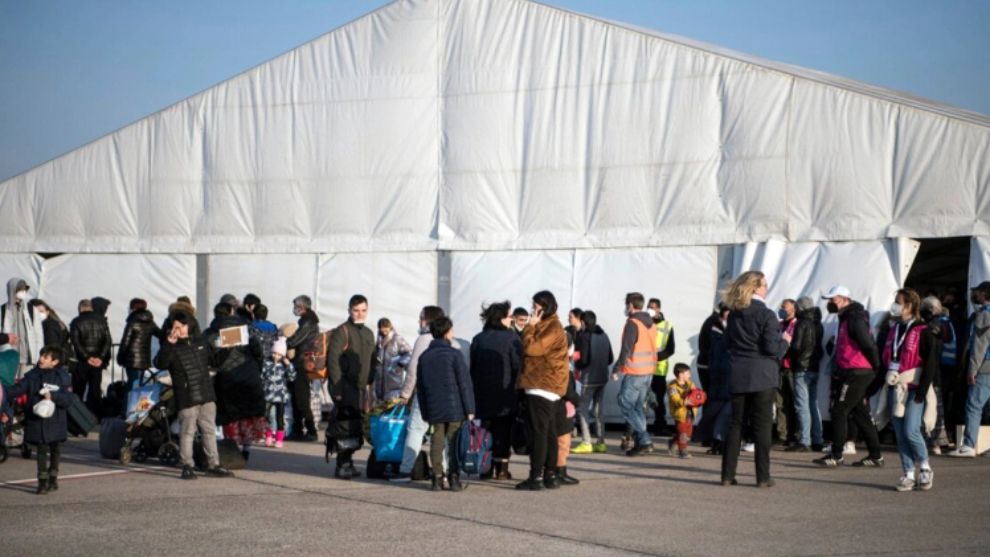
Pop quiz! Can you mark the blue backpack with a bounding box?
[457,420,493,476]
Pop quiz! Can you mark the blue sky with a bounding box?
[1,0,987,181]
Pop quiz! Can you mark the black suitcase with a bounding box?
[100,381,129,419]
[67,393,99,437]
[99,417,127,459]
[194,437,246,470]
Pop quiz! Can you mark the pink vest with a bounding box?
[883,323,925,386]
[781,319,797,369]
[835,320,872,370]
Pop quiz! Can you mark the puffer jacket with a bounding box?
[417,339,475,423]
[6,365,72,444]
[154,336,216,411]
[575,325,614,386]
[470,326,523,419]
[787,308,824,372]
[205,314,266,425]
[518,316,569,396]
[117,309,160,370]
[69,311,112,367]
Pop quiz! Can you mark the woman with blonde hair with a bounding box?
[721,271,789,487]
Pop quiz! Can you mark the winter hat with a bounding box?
[272,337,288,356]
[796,296,816,312]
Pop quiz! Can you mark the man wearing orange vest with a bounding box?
[612,292,659,456]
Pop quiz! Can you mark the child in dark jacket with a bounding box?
[6,345,73,494]
[416,317,475,492]
[261,337,296,448]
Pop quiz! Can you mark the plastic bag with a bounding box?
[369,405,408,462]
[126,380,162,424]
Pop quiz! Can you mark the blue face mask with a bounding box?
[777,308,789,320]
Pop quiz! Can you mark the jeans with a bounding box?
[963,374,990,449]
[722,388,774,483]
[399,398,447,474]
[577,383,606,444]
[179,402,219,469]
[890,394,928,473]
[792,371,823,447]
[618,374,653,447]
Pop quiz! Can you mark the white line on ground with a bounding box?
[2,465,168,486]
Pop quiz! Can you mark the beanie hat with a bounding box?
[272,337,287,356]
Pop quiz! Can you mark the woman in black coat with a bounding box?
[117,298,161,389]
[720,271,788,488]
[6,346,72,494]
[469,301,522,480]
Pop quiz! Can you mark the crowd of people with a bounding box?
[1,271,989,496]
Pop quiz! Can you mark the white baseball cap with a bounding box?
[821,285,851,300]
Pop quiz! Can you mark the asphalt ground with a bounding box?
[1,432,988,557]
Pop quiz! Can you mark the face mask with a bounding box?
[37,311,48,319]
[352,319,365,325]
[646,308,657,319]
[826,301,839,314]
[890,303,903,317]
[15,290,28,301]
[777,309,788,320]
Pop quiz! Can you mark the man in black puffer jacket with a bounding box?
[69,299,112,414]
[786,297,825,452]
[117,298,161,391]
[154,312,233,480]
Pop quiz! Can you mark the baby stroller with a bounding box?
[0,389,32,463]
[119,371,181,466]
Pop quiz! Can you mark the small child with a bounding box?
[261,337,296,448]
[666,363,697,459]
[416,317,475,492]
[7,345,72,494]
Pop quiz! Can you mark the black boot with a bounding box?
[543,468,561,489]
[494,459,512,480]
[48,473,59,492]
[557,466,579,486]
[431,473,443,491]
[448,473,466,492]
[515,473,545,491]
[36,477,49,495]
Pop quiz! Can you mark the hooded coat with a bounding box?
[204,314,266,425]
[2,278,43,366]
[6,364,73,444]
[117,309,160,370]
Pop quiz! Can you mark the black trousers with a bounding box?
[35,442,61,479]
[650,375,668,431]
[525,395,559,479]
[830,370,881,459]
[776,370,797,442]
[722,388,774,483]
[289,378,315,435]
[72,362,103,414]
[483,415,515,460]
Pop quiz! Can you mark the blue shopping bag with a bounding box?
[370,405,408,462]
[126,379,162,424]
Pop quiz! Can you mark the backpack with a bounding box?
[302,326,349,380]
[457,420,493,476]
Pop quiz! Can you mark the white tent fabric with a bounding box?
[206,254,319,328]
[0,254,43,299]
[38,254,197,339]
[1,0,988,253]
[315,252,437,341]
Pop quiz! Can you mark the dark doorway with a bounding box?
[904,237,971,301]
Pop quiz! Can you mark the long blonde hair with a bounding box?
[723,271,766,310]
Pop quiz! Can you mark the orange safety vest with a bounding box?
[620,318,658,375]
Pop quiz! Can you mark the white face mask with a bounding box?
[37,311,48,319]
[15,290,28,301]
[890,303,903,317]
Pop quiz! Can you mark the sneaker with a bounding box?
[917,468,933,491]
[813,455,843,467]
[843,441,857,455]
[626,444,652,457]
[206,466,234,478]
[948,446,977,458]
[895,475,916,492]
[389,472,412,483]
[785,444,810,453]
[756,478,776,488]
[571,442,593,454]
[592,442,608,453]
[851,456,885,468]
[931,445,941,456]
[742,443,755,453]
[274,439,284,449]
[515,477,545,491]
[677,450,691,459]
[180,466,198,480]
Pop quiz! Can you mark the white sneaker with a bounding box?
[742,443,755,453]
[821,442,833,454]
[895,475,916,492]
[948,446,977,458]
[917,468,933,491]
[842,441,857,455]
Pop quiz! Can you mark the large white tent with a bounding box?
[1,0,988,418]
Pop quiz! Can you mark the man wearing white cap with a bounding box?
[813,286,885,468]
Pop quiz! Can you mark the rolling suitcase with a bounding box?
[67,392,98,437]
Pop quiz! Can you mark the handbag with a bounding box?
[369,405,409,462]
